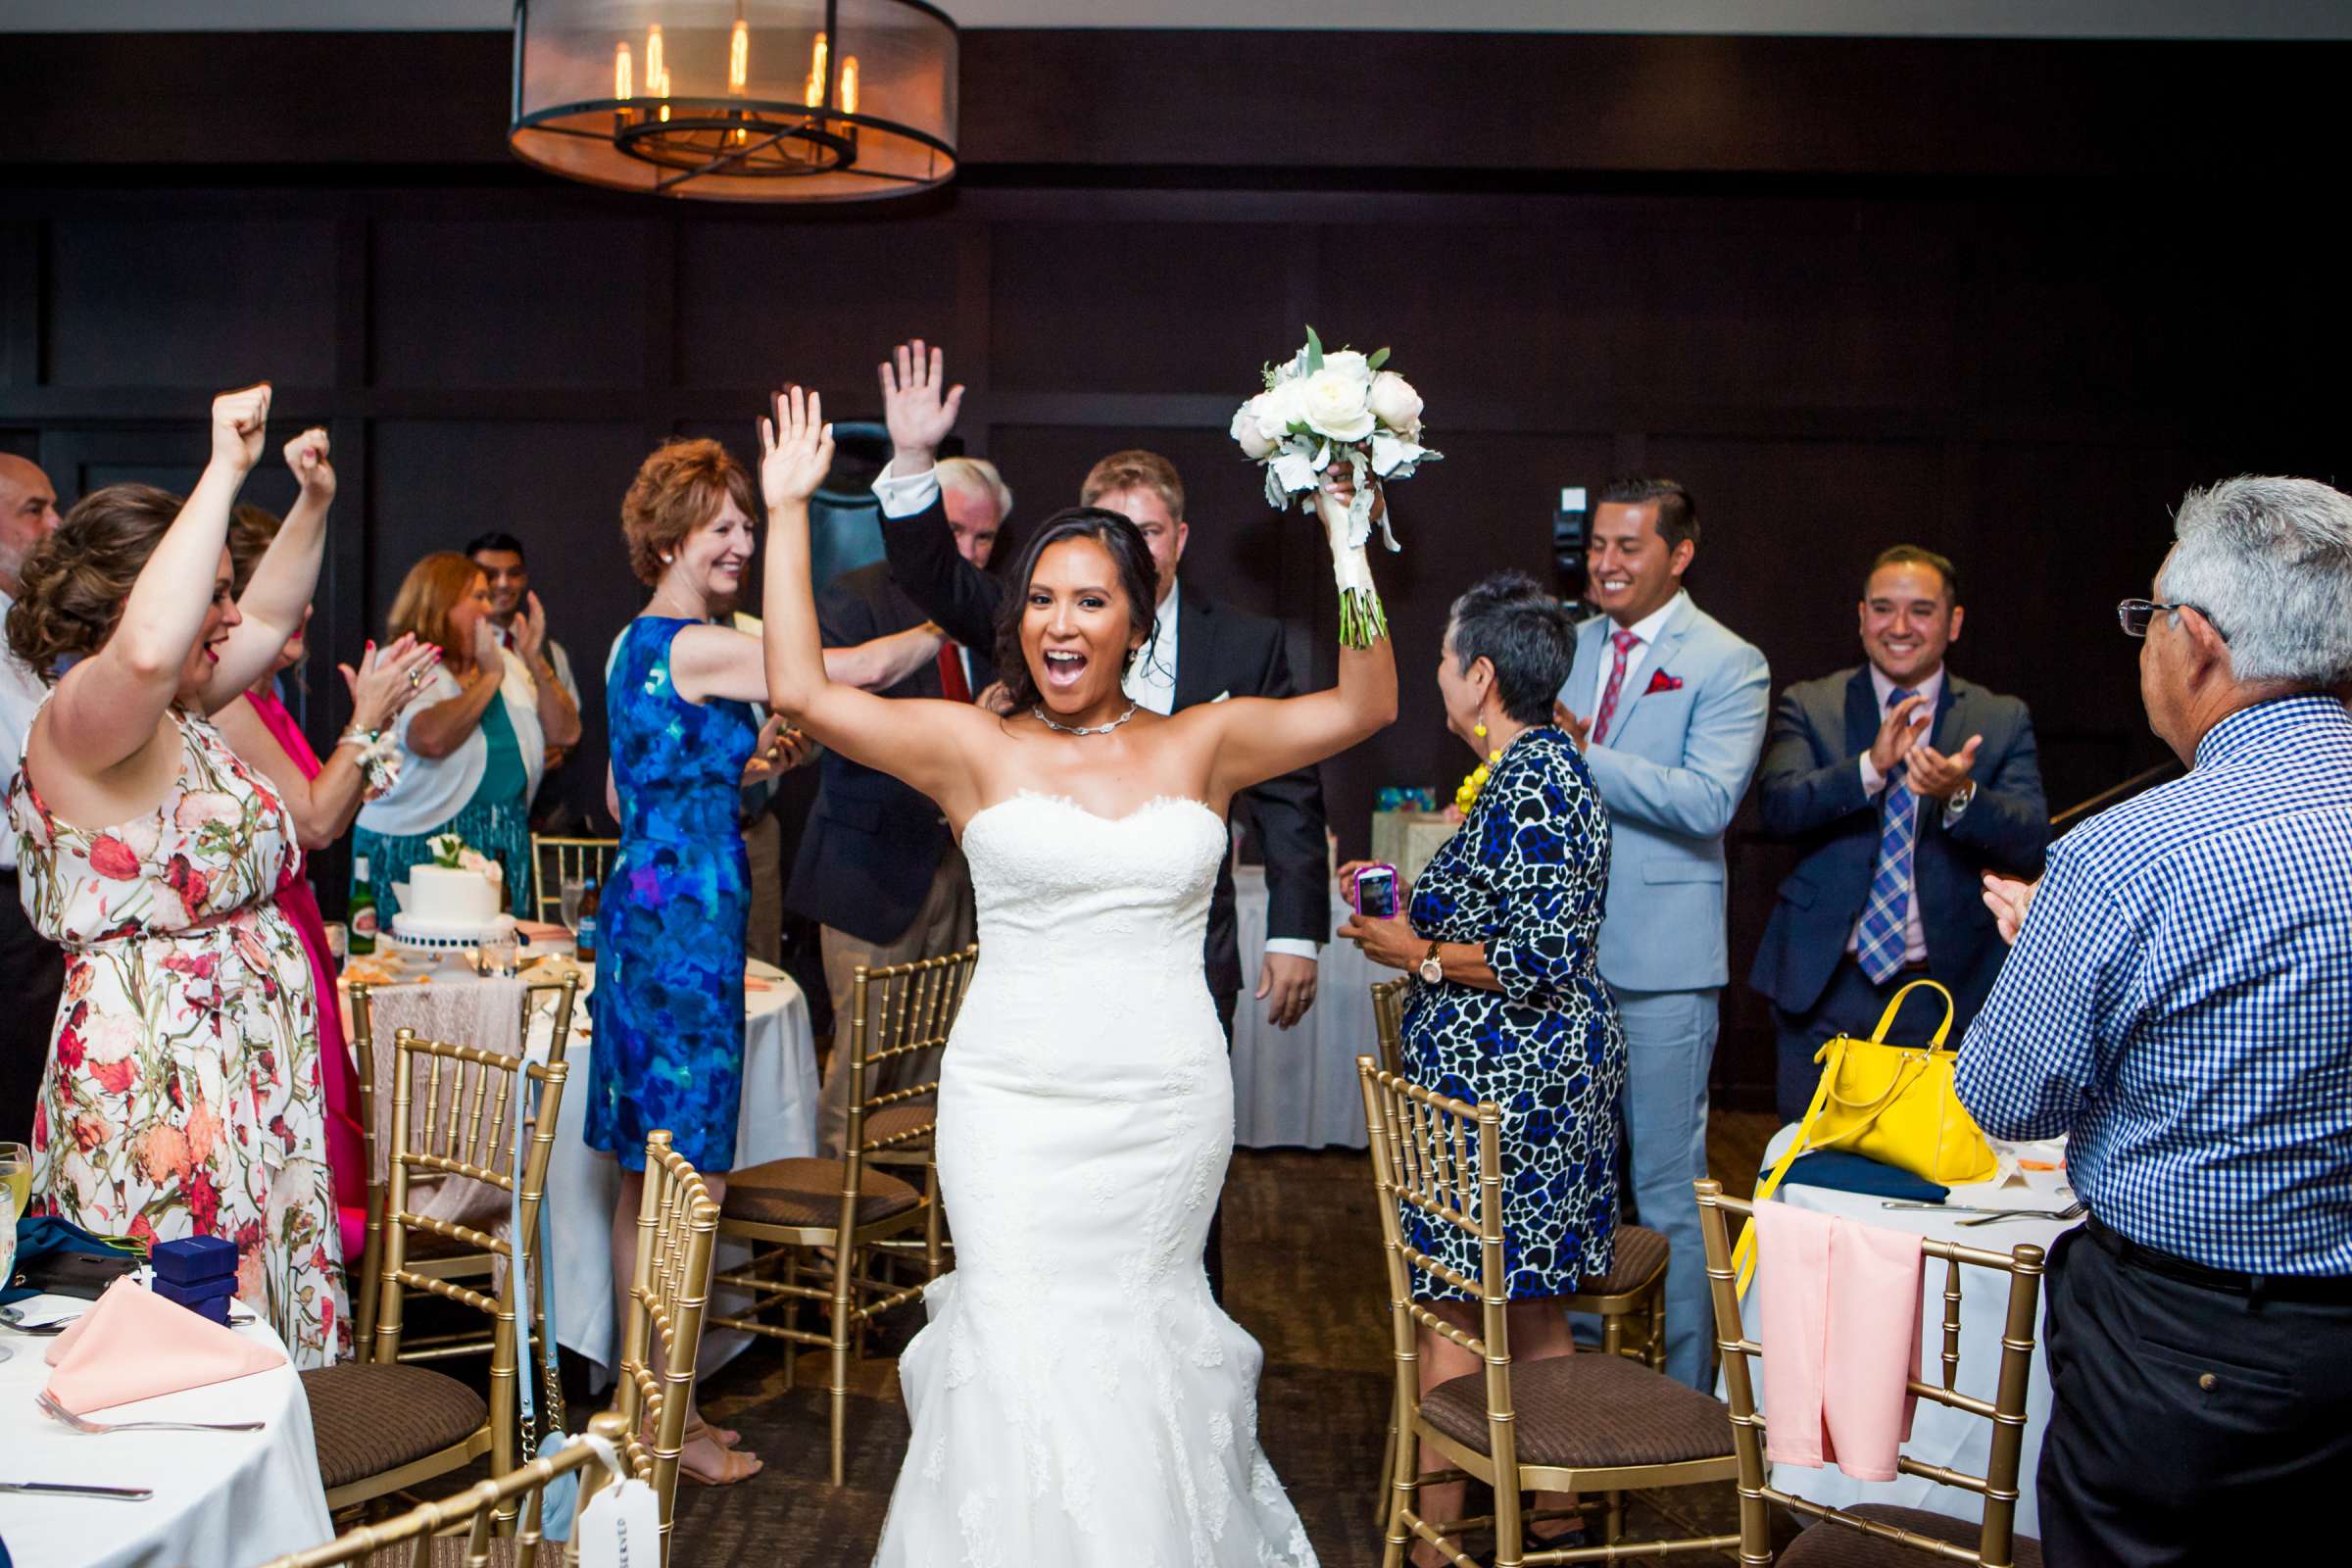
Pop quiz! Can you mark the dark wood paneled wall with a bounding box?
[5,28,2347,1104]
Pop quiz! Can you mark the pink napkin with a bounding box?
[43,1276,286,1414]
[1754,1202,1923,1482]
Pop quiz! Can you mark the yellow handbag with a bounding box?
[1733,979,1998,1294]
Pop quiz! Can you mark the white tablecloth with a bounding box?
[1742,1127,2082,1538]
[1229,864,1378,1150]
[0,1296,332,1568]
[348,954,819,1382]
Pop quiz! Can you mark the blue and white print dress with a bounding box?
[1399,725,1627,1301]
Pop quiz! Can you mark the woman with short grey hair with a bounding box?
[1338,567,1626,1559]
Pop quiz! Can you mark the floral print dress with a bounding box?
[8,703,350,1367]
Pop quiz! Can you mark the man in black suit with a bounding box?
[869,341,1331,1298]
[787,454,1009,1154]
[1748,546,2051,1121]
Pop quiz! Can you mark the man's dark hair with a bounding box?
[992,507,1161,712]
[466,530,526,561]
[1865,544,1960,603]
[1598,477,1698,552]
[1448,569,1579,727]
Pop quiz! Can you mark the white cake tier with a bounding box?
[391,910,518,943]
[408,863,501,924]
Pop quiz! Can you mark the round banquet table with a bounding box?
[1739,1126,2082,1540]
[1229,864,1376,1149]
[342,949,819,1384]
[0,1296,333,1568]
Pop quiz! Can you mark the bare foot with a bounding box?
[677,1427,762,1487]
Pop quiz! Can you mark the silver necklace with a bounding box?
[1033,703,1139,737]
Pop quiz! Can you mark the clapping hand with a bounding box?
[1870,694,1932,776]
[471,613,505,673]
[212,383,271,474]
[1983,873,2037,946]
[1906,733,1983,800]
[760,385,836,509]
[878,340,963,470]
[284,427,334,502]
[340,633,440,732]
[1553,700,1591,753]
[513,591,550,666]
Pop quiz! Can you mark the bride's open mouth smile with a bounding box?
[1040,648,1088,692]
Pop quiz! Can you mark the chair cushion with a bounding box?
[1577,1224,1669,1297]
[720,1157,921,1230]
[302,1362,489,1491]
[1419,1349,1734,1470]
[366,1536,524,1567]
[1780,1504,2043,1568]
[862,1102,936,1152]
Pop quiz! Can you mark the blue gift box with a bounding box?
[151,1235,239,1288]
[150,1273,233,1320]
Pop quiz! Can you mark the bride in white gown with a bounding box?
[755,367,1396,1566]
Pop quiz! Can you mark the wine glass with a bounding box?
[560,875,586,933]
[0,1142,26,1365]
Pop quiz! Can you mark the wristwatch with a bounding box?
[1419,941,1444,985]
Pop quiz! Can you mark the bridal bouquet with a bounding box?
[1230,327,1439,648]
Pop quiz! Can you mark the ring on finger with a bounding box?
[408,668,422,690]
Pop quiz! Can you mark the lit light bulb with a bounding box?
[840,56,858,118]
[729,18,750,94]
[645,25,664,93]
[810,30,828,88]
[614,40,633,101]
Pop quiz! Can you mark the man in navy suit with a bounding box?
[787,457,1008,1154]
[1749,546,2051,1121]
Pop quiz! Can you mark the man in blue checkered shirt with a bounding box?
[1957,476,2352,1568]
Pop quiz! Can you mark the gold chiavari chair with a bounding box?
[258,1412,629,1568]
[529,836,617,924]
[708,948,973,1485]
[612,1130,722,1558]
[1371,974,1410,1078]
[1694,1179,2049,1567]
[861,945,976,1276]
[1359,1057,1740,1566]
[350,976,583,1364]
[304,1030,569,1517]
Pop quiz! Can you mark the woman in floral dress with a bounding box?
[3,387,350,1366]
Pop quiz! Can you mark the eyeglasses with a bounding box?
[2117,598,2229,642]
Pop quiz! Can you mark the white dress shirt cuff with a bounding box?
[1859,754,1887,796]
[871,462,940,519]
[1263,938,1321,962]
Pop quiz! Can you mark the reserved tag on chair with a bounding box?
[574,1475,661,1568]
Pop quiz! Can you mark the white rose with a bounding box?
[1321,349,1375,386]
[1368,370,1424,432]
[1298,368,1375,443]
[1230,402,1276,461]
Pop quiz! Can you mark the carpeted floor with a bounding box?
[662,1111,1782,1565]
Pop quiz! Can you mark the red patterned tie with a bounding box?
[1590,628,1641,745]
[936,643,972,704]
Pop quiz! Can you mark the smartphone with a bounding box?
[1350,863,1399,919]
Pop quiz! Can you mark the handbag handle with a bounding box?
[1869,978,1956,1052]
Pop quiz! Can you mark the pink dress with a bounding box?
[9,704,351,1367]
[241,687,369,1262]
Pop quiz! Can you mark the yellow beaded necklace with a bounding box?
[1454,721,1504,812]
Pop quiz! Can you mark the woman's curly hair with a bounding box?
[5,484,182,681]
[621,438,759,588]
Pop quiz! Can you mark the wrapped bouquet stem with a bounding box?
[1232,326,1439,649]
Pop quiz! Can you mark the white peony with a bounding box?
[1298,368,1375,443]
[1320,349,1375,386]
[1368,370,1424,432]
[1229,402,1276,460]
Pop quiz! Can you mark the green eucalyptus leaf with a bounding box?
[1303,325,1324,373]
[1368,347,1391,370]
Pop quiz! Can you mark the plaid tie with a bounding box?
[1854,687,1922,983]
[1591,628,1641,745]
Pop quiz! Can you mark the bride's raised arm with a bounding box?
[759,385,997,821]
[1200,471,1399,801]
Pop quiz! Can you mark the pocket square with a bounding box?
[1644,669,1683,695]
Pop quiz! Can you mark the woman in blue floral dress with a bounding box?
[1339,570,1624,1558]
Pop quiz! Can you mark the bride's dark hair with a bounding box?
[993,507,1160,712]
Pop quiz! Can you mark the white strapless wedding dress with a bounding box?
[871,792,1320,1568]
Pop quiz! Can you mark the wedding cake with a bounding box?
[392,835,512,939]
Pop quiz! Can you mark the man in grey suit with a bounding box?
[1748,546,2050,1121]
[1555,477,1770,1390]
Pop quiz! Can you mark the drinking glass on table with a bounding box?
[561,875,586,932]
[0,1142,26,1365]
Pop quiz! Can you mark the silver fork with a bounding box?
[1957,1200,2088,1228]
[37,1390,265,1435]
